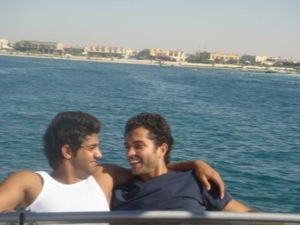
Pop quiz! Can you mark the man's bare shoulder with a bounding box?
[95,164,131,185]
[1,170,43,190]
[94,164,130,179]
[92,164,132,203]
[96,163,123,173]
[0,170,43,211]
[93,164,131,186]
[93,164,117,181]
[91,165,116,202]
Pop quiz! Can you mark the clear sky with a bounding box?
[1,0,300,60]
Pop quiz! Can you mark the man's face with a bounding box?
[124,126,164,181]
[71,133,102,178]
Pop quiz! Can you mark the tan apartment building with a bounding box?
[255,55,268,63]
[0,39,9,49]
[209,52,239,63]
[148,48,186,62]
[84,46,134,58]
[255,55,277,66]
[15,40,64,54]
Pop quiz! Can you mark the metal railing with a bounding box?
[1,211,300,225]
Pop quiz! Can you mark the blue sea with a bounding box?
[0,55,299,213]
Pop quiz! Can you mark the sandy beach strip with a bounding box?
[0,52,298,74]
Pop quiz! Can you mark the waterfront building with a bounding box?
[136,48,186,62]
[255,55,268,63]
[240,55,256,65]
[0,39,9,49]
[208,52,239,64]
[259,56,277,66]
[147,48,186,62]
[84,46,134,58]
[64,46,84,56]
[14,40,64,55]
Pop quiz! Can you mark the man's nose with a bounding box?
[95,147,102,159]
[126,147,135,157]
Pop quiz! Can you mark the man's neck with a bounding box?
[139,165,169,182]
[51,165,89,184]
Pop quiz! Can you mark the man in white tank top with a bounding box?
[26,171,109,212]
[0,111,225,212]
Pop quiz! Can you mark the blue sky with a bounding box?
[1,0,300,60]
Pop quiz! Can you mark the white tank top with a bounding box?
[26,171,110,212]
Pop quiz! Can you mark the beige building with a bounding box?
[255,55,277,66]
[0,39,9,49]
[15,40,64,54]
[84,46,134,58]
[148,48,186,62]
[255,55,268,63]
[209,52,239,63]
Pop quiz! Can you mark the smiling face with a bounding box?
[124,126,168,181]
[71,133,102,178]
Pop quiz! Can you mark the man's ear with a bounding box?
[61,144,73,159]
[158,143,168,158]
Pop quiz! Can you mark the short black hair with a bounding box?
[43,111,100,169]
[125,112,174,164]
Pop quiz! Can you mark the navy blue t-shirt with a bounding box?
[111,170,232,212]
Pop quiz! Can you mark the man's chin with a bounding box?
[131,167,142,175]
[131,169,139,175]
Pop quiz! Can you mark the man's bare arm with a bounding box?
[0,171,39,212]
[223,199,253,212]
[98,160,225,200]
[167,160,225,199]
[94,163,133,202]
[99,164,132,186]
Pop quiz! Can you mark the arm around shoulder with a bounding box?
[96,164,132,186]
[168,160,225,199]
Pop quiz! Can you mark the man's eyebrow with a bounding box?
[132,140,145,145]
[124,140,144,145]
[84,143,98,147]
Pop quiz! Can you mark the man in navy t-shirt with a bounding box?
[111,112,252,212]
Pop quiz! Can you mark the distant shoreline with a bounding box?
[0,52,298,75]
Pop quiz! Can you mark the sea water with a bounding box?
[0,55,299,212]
